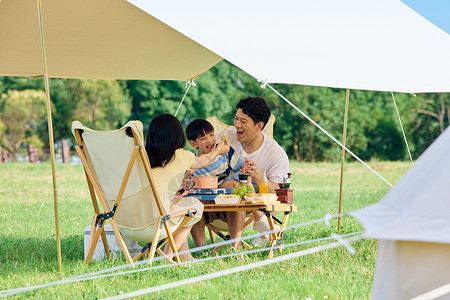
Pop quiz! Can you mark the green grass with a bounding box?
[0,161,411,299]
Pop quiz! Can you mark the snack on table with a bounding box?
[244,193,279,204]
[244,193,258,202]
[214,194,241,204]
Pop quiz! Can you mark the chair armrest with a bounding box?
[170,209,197,218]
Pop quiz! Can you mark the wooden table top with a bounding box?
[202,202,297,212]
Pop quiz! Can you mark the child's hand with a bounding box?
[216,135,230,155]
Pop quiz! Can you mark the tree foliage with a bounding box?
[0,61,448,162]
[0,89,47,160]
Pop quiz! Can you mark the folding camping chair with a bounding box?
[204,115,276,252]
[72,120,198,267]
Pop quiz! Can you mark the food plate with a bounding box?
[214,194,241,204]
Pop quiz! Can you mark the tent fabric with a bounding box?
[350,126,450,244]
[0,0,222,80]
[1,1,450,92]
[127,0,450,93]
[371,240,450,300]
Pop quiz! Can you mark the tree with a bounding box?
[0,90,47,160]
[63,79,131,132]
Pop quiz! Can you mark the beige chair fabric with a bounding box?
[206,114,276,138]
[71,121,201,242]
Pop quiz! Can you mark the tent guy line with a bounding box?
[411,282,450,300]
[174,81,193,117]
[103,235,362,300]
[175,78,394,187]
[0,214,354,297]
[1,231,362,298]
[266,83,393,187]
[391,91,413,163]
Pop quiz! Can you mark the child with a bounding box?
[186,119,279,247]
[186,118,244,187]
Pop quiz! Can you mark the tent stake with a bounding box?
[337,89,350,230]
[37,0,62,279]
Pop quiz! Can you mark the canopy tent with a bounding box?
[1,0,450,92]
[0,0,221,80]
[1,0,450,279]
[128,0,450,93]
[351,126,450,299]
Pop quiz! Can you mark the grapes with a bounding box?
[232,183,255,200]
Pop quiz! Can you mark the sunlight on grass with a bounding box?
[0,161,411,298]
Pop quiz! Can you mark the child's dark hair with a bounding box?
[236,97,271,129]
[186,119,214,141]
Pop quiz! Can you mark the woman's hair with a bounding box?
[145,114,186,168]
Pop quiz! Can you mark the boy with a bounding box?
[186,118,279,248]
[186,118,244,186]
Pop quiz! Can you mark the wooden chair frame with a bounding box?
[202,203,297,258]
[74,124,196,268]
[206,217,254,255]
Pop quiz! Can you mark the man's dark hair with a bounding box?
[186,119,214,141]
[145,114,186,168]
[236,97,271,129]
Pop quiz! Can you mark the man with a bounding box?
[191,96,289,248]
[220,96,289,192]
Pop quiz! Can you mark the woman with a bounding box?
[145,114,229,261]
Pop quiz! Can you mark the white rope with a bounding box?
[174,81,193,117]
[103,235,362,300]
[391,92,413,163]
[331,233,356,255]
[1,231,361,298]
[266,83,393,187]
[410,282,450,300]
[0,213,349,297]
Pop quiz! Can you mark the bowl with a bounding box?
[192,176,218,189]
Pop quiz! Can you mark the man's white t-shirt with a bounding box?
[217,128,289,184]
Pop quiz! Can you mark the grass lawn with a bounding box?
[0,160,411,299]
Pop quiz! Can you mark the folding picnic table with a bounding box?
[202,201,297,258]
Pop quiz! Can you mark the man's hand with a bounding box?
[240,158,263,184]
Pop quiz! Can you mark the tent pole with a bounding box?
[337,89,350,231]
[36,0,62,278]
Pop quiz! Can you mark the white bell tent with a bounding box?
[351,126,450,299]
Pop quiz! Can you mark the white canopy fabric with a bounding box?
[1,0,450,93]
[0,0,221,81]
[127,0,450,93]
[350,126,450,244]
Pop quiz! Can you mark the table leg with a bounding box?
[267,211,291,258]
[277,212,290,253]
[266,212,278,259]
